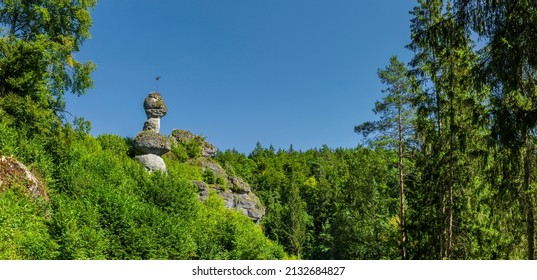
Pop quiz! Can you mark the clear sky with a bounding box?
[65,0,417,154]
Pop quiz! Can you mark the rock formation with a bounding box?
[170,129,265,223]
[0,155,48,200]
[170,129,218,158]
[134,92,170,172]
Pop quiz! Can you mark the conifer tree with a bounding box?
[453,0,537,259]
[355,56,416,259]
[407,0,492,259]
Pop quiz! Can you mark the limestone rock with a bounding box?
[192,157,265,223]
[134,154,167,172]
[201,143,218,158]
[135,92,169,172]
[230,176,251,194]
[0,155,48,200]
[144,92,168,118]
[193,181,210,200]
[143,118,160,133]
[134,130,171,156]
[170,129,218,158]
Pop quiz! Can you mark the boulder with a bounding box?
[134,130,171,156]
[0,155,48,200]
[134,154,167,172]
[144,92,168,118]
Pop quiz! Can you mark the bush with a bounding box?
[0,189,59,259]
[203,169,217,184]
[97,134,130,156]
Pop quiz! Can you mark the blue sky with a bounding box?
[66,0,416,154]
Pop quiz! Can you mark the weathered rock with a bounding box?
[219,189,236,209]
[134,154,167,172]
[193,181,210,200]
[237,192,265,222]
[230,176,251,194]
[191,157,265,223]
[0,155,48,200]
[143,118,160,133]
[201,143,217,158]
[134,130,171,156]
[171,129,196,143]
[198,158,226,177]
[170,129,218,158]
[144,92,168,118]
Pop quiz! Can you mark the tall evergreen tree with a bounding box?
[355,56,416,259]
[453,0,537,259]
[407,0,493,259]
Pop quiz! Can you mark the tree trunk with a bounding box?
[524,145,535,260]
[399,107,408,260]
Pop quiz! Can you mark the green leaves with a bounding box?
[0,0,96,119]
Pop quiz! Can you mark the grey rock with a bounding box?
[170,129,218,158]
[230,176,251,194]
[169,130,265,223]
[237,192,265,223]
[193,181,210,200]
[134,130,171,156]
[135,154,167,172]
[143,118,160,133]
[201,143,218,158]
[144,92,168,118]
[220,190,236,209]
[0,155,48,200]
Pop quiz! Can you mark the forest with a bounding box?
[2,0,537,260]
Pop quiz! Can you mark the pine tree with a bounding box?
[355,56,416,259]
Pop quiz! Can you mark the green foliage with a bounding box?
[0,0,97,108]
[203,168,217,184]
[169,141,189,162]
[0,189,59,259]
[97,134,130,157]
[0,121,284,260]
[4,0,537,261]
[186,140,202,158]
[194,193,285,260]
[215,145,400,259]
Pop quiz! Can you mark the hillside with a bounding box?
[0,117,285,259]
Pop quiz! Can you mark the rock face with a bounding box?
[170,129,218,158]
[188,153,265,223]
[0,155,48,200]
[134,92,170,172]
[194,178,265,224]
[170,129,265,223]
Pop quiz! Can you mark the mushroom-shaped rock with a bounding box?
[144,92,168,118]
[133,130,171,156]
[134,154,167,172]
